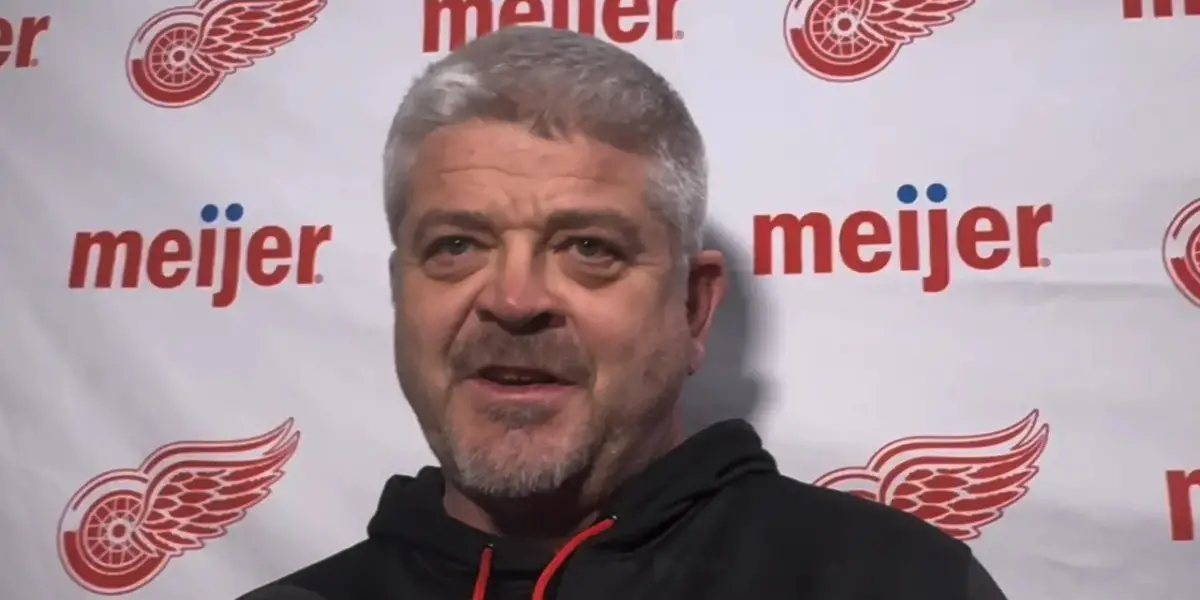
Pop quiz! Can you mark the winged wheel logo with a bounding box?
[783,0,978,82]
[57,419,300,594]
[1163,197,1200,307]
[126,0,328,108]
[814,411,1048,540]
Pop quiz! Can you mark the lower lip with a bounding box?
[464,378,578,404]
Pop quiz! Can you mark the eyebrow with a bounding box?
[409,208,646,251]
[411,209,493,239]
[544,209,644,251]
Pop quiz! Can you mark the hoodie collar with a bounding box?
[367,420,778,573]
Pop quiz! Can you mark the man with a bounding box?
[243,26,1008,600]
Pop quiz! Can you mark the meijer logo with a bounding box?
[1166,469,1200,541]
[752,183,1054,293]
[422,0,684,53]
[67,203,333,308]
[0,15,50,70]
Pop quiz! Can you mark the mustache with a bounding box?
[448,328,593,384]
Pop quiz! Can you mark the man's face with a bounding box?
[390,120,724,498]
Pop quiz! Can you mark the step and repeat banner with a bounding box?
[1,1,1198,598]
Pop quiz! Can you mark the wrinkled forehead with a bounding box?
[404,121,663,233]
[414,120,648,191]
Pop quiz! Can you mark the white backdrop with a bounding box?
[2,1,1199,598]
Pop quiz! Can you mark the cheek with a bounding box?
[567,287,689,374]
[398,280,473,366]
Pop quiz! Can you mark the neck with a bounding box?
[443,410,684,544]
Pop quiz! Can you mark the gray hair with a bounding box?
[382,27,707,259]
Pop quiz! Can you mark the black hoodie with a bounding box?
[243,420,1008,600]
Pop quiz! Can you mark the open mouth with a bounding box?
[474,366,569,387]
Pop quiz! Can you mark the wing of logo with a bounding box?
[57,419,300,595]
[813,411,1048,540]
[1163,197,1200,307]
[126,0,328,108]
[783,0,977,82]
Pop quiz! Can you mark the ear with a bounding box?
[684,250,727,373]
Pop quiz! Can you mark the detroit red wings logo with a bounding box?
[1163,197,1200,307]
[127,0,327,108]
[814,411,1048,540]
[783,0,978,82]
[57,420,300,595]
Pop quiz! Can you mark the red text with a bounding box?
[1167,469,1200,541]
[0,16,50,69]
[1123,0,1200,18]
[67,204,333,308]
[422,0,681,53]
[752,185,1054,293]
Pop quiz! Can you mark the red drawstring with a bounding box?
[472,545,494,600]
[531,518,615,600]
[471,517,617,600]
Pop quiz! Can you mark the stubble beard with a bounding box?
[397,311,692,501]
[435,340,689,501]
[397,352,607,499]
[444,402,607,498]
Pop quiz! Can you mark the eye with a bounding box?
[564,237,623,262]
[425,236,479,259]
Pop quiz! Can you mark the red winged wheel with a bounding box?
[126,0,328,108]
[814,411,1049,540]
[57,419,300,595]
[784,0,978,82]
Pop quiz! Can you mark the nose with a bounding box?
[475,244,561,334]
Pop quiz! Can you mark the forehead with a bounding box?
[409,120,649,212]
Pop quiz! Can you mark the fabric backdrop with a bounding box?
[2,1,1198,598]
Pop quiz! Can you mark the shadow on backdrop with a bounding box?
[680,223,771,435]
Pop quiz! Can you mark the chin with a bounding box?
[451,437,587,497]
[446,413,600,497]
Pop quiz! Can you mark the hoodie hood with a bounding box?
[366,420,777,596]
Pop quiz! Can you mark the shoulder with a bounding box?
[237,540,385,600]
[712,473,976,595]
[733,472,971,560]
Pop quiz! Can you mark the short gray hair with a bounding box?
[382,27,707,258]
